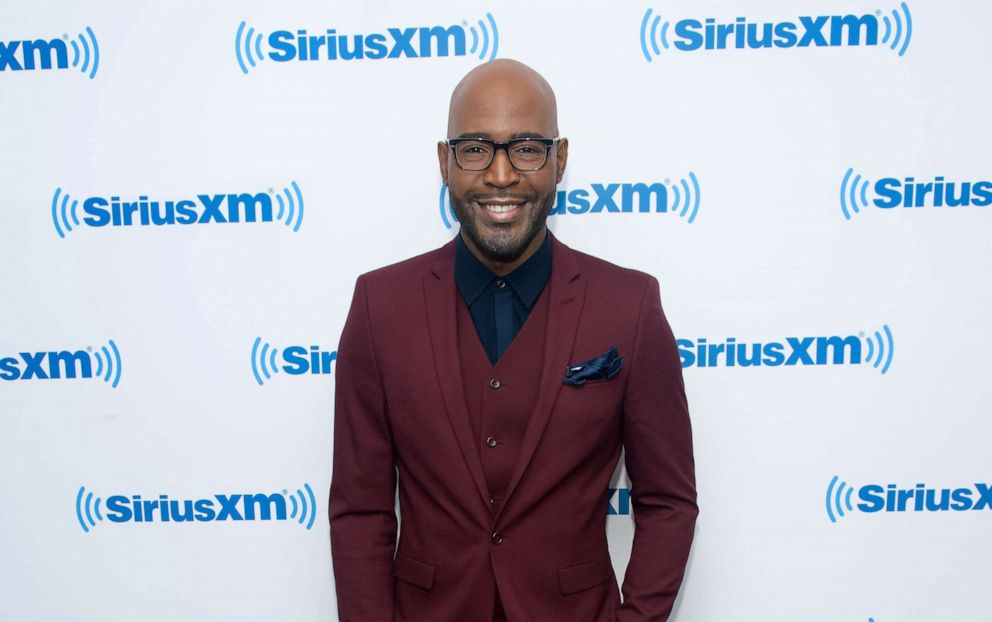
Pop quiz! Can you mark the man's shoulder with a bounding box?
[563,242,657,294]
[357,241,452,291]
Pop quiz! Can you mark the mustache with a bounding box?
[465,191,538,203]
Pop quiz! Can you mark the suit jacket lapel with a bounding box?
[497,235,585,519]
[422,240,493,512]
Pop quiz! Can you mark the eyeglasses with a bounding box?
[446,137,560,172]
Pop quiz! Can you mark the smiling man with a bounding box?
[329,59,697,622]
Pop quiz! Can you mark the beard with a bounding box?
[449,188,554,264]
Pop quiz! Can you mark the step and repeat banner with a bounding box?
[2,1,989,620]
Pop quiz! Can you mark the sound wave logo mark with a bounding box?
[289,483,318,530]
[840,168,871,220]
[251,337,280,386]
[91,339,124,388]
[51,187,80,239]
[439,185,458,230]
[50,181,304,237]
[466,13,500,61]
[68,27,101,79]
[880,3,913,57]
[640,8,671,62]
[76,483,317,532]
[860,324,894,375]
[667,173,701,223]
[273,180,305,233]
[826,475,856,523]
[235,14,498,75]
[75,486,103,533]
[235,21,266,74]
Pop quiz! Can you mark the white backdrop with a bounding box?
[2,1,990,620]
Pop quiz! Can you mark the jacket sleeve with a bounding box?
[329,275,397,622]
[616,276,698,621]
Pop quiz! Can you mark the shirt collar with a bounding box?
[454,231,552,308]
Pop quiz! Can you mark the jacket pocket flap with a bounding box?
[558,556,613,595]
[393,552,435,591]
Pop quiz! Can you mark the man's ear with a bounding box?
[437,141,449,186]
[555,138,569,184]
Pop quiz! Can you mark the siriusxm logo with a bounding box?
[826,475,992,523]
[0,340,122,387]
[0,27,100,78]
[678,324,894,375]
[235,14,498,74]
[51,182,304,238]
[640,3,912,61]
[438,173,700,230]
[840,168,992,220]
[75,484,317,532]
[250,337,337,386]
[608,487,631,515]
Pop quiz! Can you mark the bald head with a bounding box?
[447,59,559,139]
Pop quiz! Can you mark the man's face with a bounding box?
[438,72,568,265]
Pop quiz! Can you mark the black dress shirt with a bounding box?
[454,232,552,364]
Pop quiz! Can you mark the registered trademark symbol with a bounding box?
[282,489,288,495]
[268,188,275,194]
[664,178,671,185]
[462,20,468,26]
[859,331,865,337]
[875,9,882,15]
[86,346,93,352]
[63,34,69,40]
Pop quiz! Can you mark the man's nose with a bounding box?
[483,148,520,188]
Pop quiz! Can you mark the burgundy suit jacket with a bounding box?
[329,234,697,621]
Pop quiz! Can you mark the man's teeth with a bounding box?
[480,203,521,213]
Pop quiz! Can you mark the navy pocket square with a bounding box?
[563,346,624,386]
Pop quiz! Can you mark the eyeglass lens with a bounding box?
[454,140,549,171]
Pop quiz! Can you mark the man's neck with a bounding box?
[459,227,548,277]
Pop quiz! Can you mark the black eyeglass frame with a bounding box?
[445,137,561,172]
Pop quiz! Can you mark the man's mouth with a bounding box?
[472,196,531,220]
[478,201,523,214]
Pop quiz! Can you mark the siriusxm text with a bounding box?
[105,493,288,523]
[268,26,466,62]
[0,350,91,381]
[282,346,336,375]
[608,488,631,515]
[0,38,69,71]
[858,483,992,513]
[874,177,992,208]
[672,14,880,51]
[82,193,274,227]
[551,183,668,215]
[678,336,862,368]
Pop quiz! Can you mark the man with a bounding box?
[329,59,697,621]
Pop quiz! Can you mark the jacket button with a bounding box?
[489,378,501,389]
[491,532,503,544]
[486,436,499,448]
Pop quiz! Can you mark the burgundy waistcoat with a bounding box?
[456,284,550,515]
